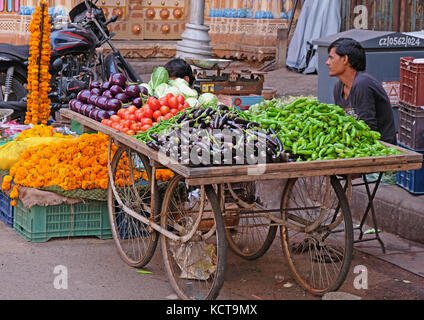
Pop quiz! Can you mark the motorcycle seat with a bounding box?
[0,44,29,61]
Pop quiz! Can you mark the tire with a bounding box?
[224,182,278,260]
[0,71,28,123]
[107,146,159,268]
[160,176,227,300]
[280,175,353,296]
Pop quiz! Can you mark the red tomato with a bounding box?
[147,97,161,111]
[159,96,169,106]
[164,113,173,120]
[135,109,144,120]
[111,122,120,130]
[128,114,137,121]
[160,105,170,116]
[140,124,152,132]
[121,120,131,128]
[110,115,121,123]
[153,110,162,120]
[117,108,126,118]
[184,102,191,109]
[126,130,135,136]
[176,94,185,105]
[166,93,174,99]
[157,116,166,122]
[127,105,138,114]
[168,96,178,109]
[170,108,179,116]
[131,123,141,131]
[122,110,131,120]
[143,107,153,119]
[140,118,153,126]
[152,122,158,126]
[177,105,185,111]
[119,126,128,133]
[101,119,109,125]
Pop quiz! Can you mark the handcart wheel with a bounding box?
[107,145,159,268]
[160,175,227,300]
[224,182,278,260]
[280,175,353,296]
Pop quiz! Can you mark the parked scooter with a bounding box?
[0,0,142,123]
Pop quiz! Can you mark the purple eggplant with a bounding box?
[106,110,116,117]
[89,108,100,120]
[132,97,143,107]
[89,81,102,90]
[110,84,123,95]
[96,109,110,121]
[74,100,83,113]
[96,96,109,110]
[102,90,114,99]
[84,104,95,117]
[68,99,77,110]
[101,81,111,92]
[90,87,101,96]
[77,89,91,103]
[125,84,141,98]
[88,94,99,105]
[115,92,129,103]
[109,73,127,88]
[106,98,122,111]
[139,86,148,96]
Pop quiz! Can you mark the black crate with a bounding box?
[397,101,424,150]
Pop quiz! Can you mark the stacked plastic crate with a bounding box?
[396,57,424,194]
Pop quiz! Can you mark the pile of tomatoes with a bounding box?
[100,93,190,135]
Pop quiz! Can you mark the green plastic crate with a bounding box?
[13,199,112,242]
[71,120,97,135]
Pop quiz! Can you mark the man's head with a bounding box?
[164,58,195,86]
[326,38,366,77]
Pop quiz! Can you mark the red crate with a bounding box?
[399,57,424,107]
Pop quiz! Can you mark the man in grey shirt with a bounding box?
[326,38,397,145]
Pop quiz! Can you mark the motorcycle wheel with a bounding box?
[0,71,28,123]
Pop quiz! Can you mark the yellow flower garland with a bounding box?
[25,0,52,125]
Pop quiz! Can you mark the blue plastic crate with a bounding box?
[396,143,424,195]
[0,190,13,227]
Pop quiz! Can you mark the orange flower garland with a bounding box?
[25,0,52,125]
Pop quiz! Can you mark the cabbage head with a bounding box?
[198,93,218,107]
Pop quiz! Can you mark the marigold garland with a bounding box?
[25,0,52,125]
[3,133,174,205]
[16,124,71,140]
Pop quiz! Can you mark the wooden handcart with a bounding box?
[61,109,423,300]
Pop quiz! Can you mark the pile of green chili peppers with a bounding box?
[244,98,401,161]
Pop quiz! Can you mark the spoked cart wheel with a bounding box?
[224,182,278,260]
[280,175,353,296]
[160,175,227,300]
[107,141,160,268]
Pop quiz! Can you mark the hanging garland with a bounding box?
[25,0,52,125]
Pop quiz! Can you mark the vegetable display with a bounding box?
[69,73,149,122]
[137,105,297,167]
[243,98,401,161]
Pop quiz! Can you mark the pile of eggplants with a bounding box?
[144,105,299,167]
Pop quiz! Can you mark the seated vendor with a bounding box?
[326,38,397,145]
[164,58,195,87]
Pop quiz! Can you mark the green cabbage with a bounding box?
[164,86,181,98]
[154,83,170,99]
[149,66,169,90]
[186,97,198,108]
[168,77,198,98]
[198,93,218,107]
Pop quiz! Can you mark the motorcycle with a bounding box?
[0,0,142,123]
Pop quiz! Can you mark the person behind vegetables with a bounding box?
[326,38,396,145]
[164,58,195,87]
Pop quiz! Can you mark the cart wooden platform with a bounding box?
[61,109,423,300]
